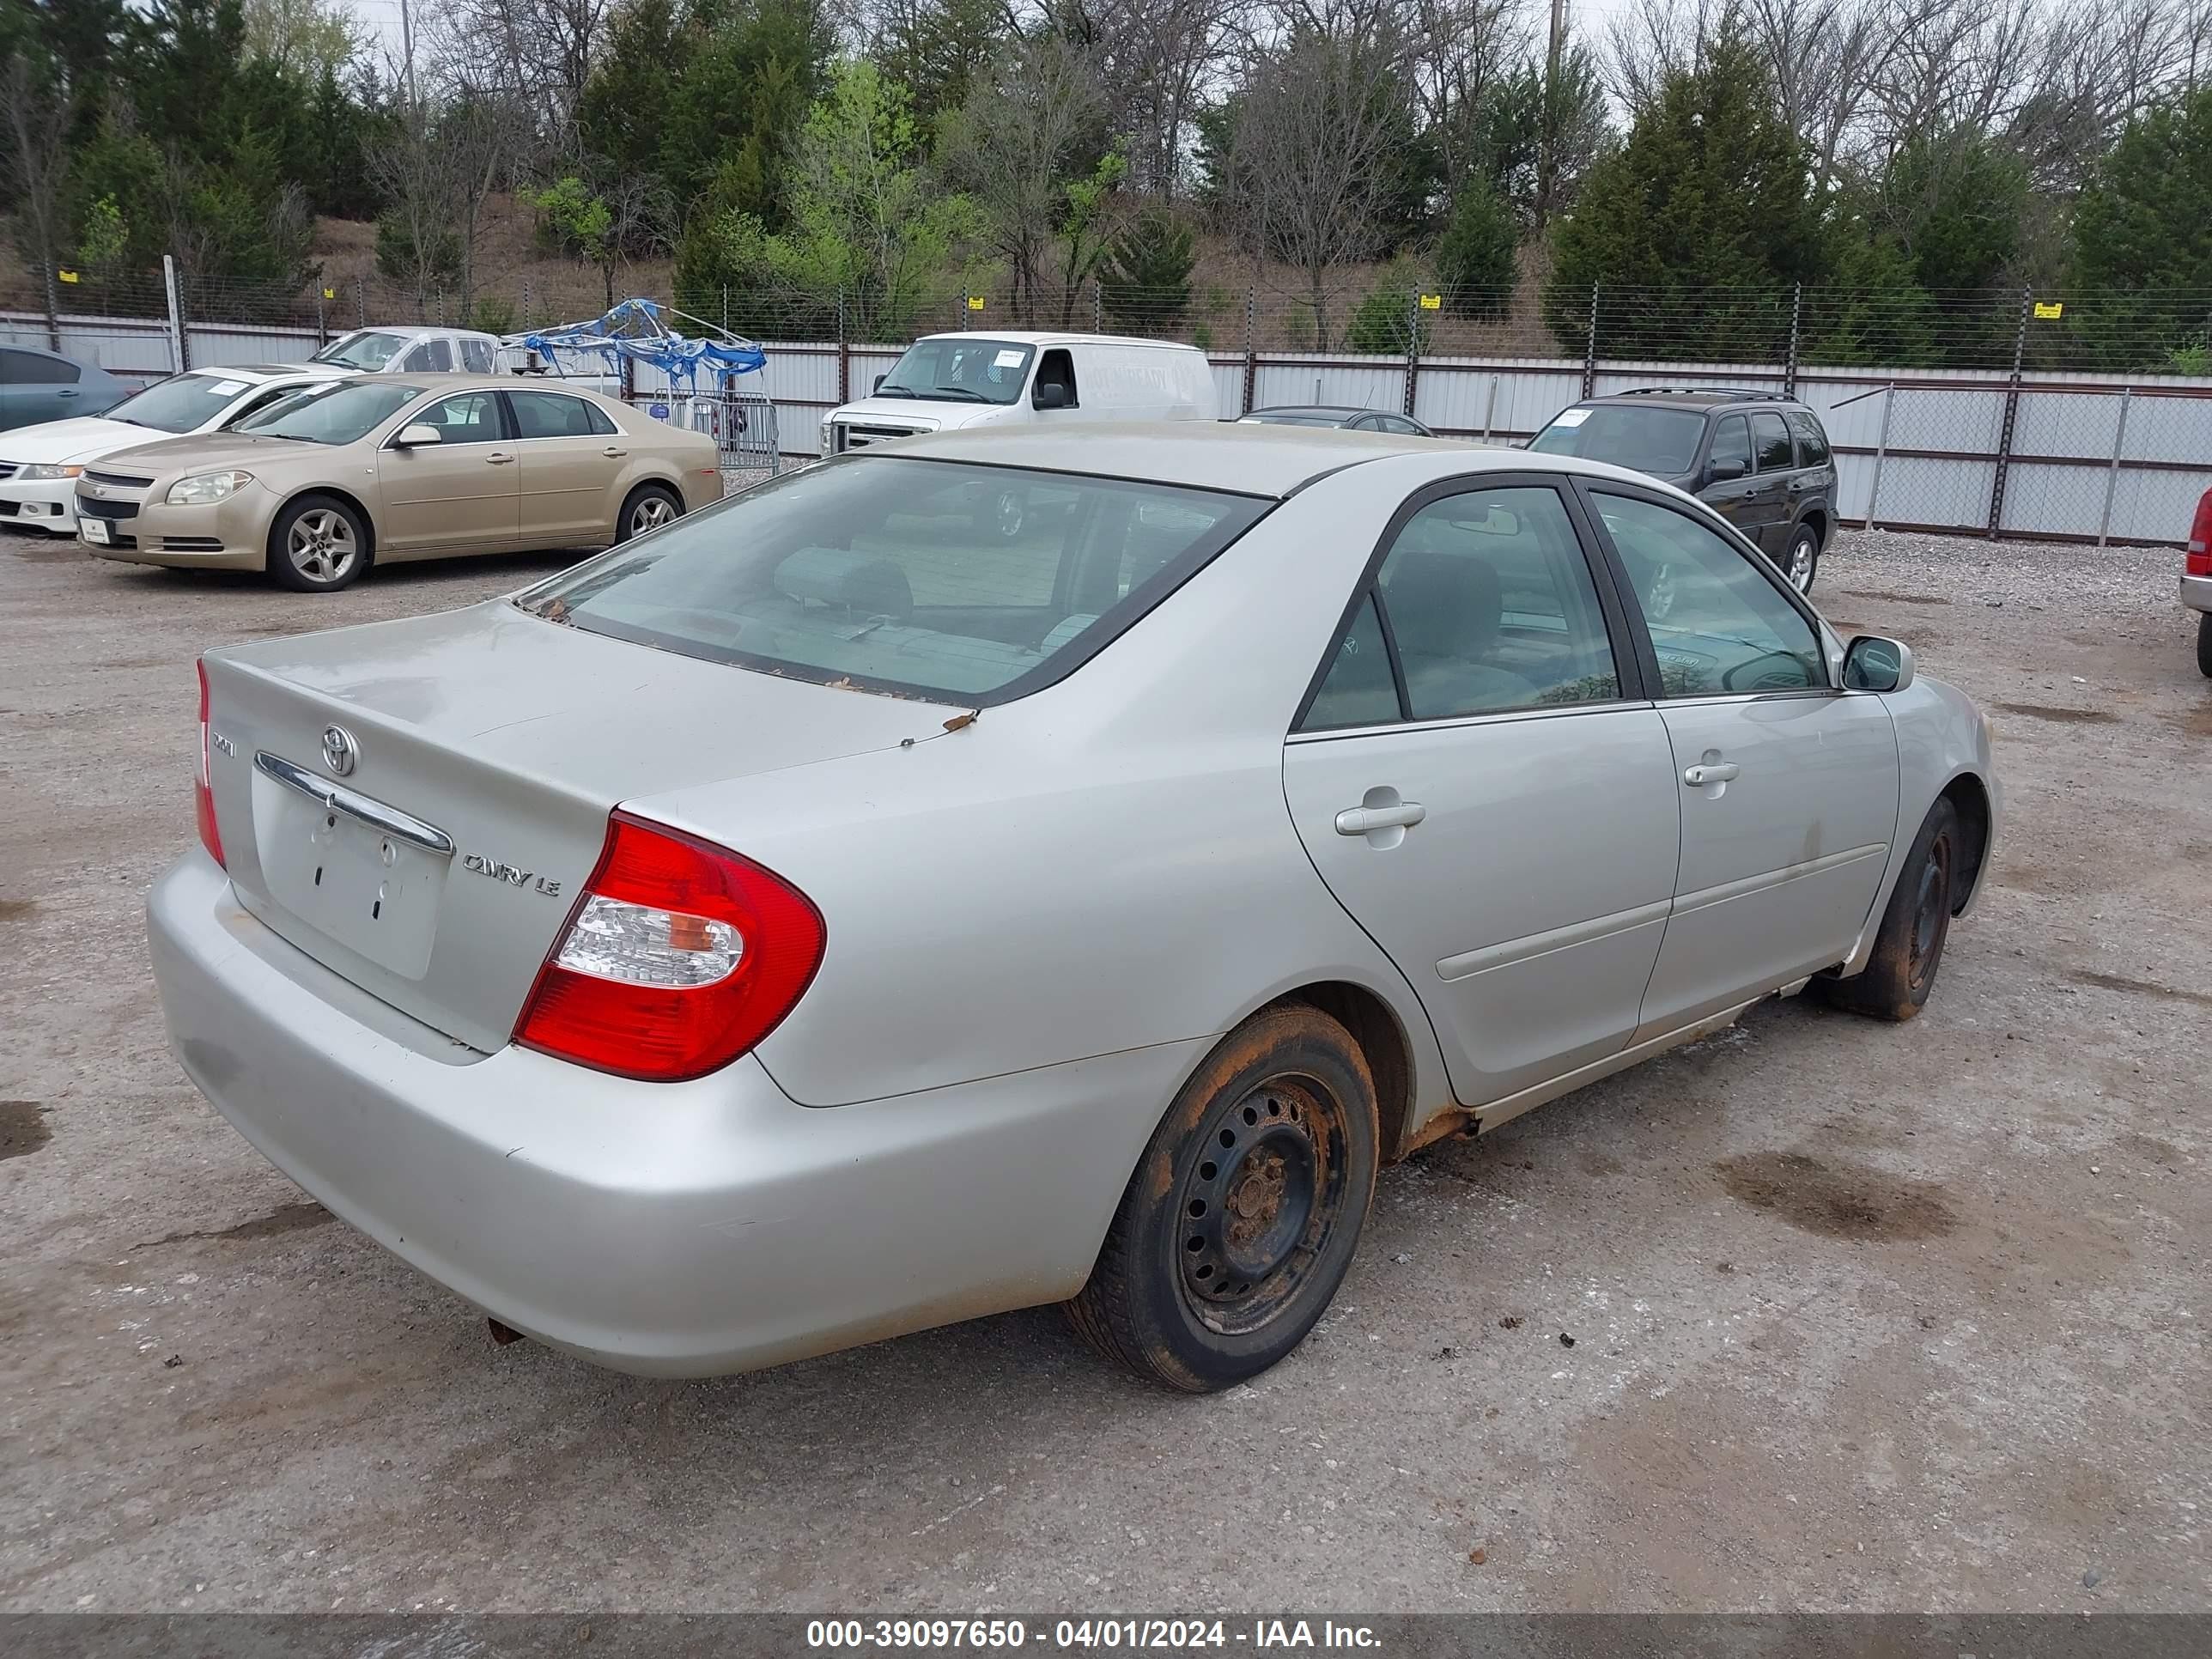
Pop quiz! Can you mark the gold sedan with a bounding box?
[74,374,725,591]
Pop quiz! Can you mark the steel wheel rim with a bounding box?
[630,495,674,535]
[1790,535,1817,591]
[288,508,356,584]
[1175,1071,1348,1337]
[1908,832,1953,991]
[994,490,1024,538]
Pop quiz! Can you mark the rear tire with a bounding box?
[615,482,682,544]
[1784,521,1820,594]
[2197,611,2212,678]
[267,494,369,592]
[1066,1006,1378,1392]
[1814,797,1960,1022]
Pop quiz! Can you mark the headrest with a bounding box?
[773,546,915,622]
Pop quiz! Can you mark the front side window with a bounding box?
[1529,405,1706,475]
[410,390,502,443]
[313,331,408,370]
[875,337,1035,406]
[1302,485,1622,729]
[1708,415,1752,477]
[1752,411,1794,472]
[518,456,1267,703]
[460,339,495,374]
[1593,491,1825,696]
[239,380,422,444]
[404,339,454,373]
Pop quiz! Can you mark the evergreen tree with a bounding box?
[2070,87,2212,369]
[1098,206,1194,334]
[1433,180,1516,320]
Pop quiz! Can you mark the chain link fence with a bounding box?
[7,261,2212,544]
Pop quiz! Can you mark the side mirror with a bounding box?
[1706,456,1747,483]
[394,422,442,447]
[872,374,887,393]
[1843,635,1914,693]
[1033,381,1071,410]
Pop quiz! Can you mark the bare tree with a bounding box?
[1405,0,1531,186]
[0,53,76,349]
[1045,0,1243,199]
[424,0,618,158]
[1229,31,1404,347]
[367,90,467,309]
[939,35,1112,321]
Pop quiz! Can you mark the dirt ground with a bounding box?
[1,523,2206,1615]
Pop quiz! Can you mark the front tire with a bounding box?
[615,482,682,544]
[1784,521,1820,594]
[1066,1006,1378,1392]
[972,486,1027,542]
[2197,611,2211,678]
[268,494,369,592]
[1814,797,1959,1022]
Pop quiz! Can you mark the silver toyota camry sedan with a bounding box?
[149,423,1999,1392]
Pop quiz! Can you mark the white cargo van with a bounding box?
[820,332,1217,461]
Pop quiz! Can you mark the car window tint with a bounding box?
[460,339,495,374]
[1367,486,1621,721]
[1752,411,1794,472]
[404,339,453,373]
[1528,405,1705,474]
[3,349,78,385]
[522,457,1267,703]
[415,390,502,444]
[509,390,597,440]
[1787,410,1830,465]
[1594,491,1825,696]
[1709,415,1752,476]
[1301,592,1398,730]
[584,400,618,436]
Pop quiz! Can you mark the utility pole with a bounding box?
[400,0,416,103]
[1539,0,1567,228]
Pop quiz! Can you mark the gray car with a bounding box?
[149,423,2000,1391]
[0,342,131,433]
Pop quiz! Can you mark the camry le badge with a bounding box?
[320,725,358,777]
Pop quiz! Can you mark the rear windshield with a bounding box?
[1528,405,1706,474]
[517,456,1270,704]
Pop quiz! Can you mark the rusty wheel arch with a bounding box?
[1263,982,1415,1164]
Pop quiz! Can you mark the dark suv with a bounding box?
[1528,388,1838,594]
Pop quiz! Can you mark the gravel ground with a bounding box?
[1,525,2207,1615]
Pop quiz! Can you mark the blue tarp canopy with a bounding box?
[515,298,764,387]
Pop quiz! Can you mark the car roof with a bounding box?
[913,331,1204,352]
[1243,405,1368,419]
[336,372,614,398]
[204,362,349,382]
[884,420,1522,498]
[1580,387,1805,410]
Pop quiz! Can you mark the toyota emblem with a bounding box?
[320,725,358,777]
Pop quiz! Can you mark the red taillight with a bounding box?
[514,811,825,1082]
[195,659,225,868]
[2188,489,2212,577]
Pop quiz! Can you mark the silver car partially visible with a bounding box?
[149,423,1999,1390]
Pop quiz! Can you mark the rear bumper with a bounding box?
[0,479,76,532]
[147,852,1195,1376]
[2183,574,2212,614]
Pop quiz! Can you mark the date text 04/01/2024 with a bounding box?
[805,1620,1382,1650]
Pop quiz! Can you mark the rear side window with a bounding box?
[519,456,1268,704]
[3,348,77,385]
[1752,411,1794,472]
[1787,410,1830,465]
[508,390,598,439]
[1301,485,1622,729]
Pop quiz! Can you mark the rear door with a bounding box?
[507,388,622,548]
[1281,476,1680,1106]
[376,388,520,555]
[1745,410,1797,554]
[1583,484,1899,1035]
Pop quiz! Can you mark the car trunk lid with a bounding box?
[202,599,945,1053]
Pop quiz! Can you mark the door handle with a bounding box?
[602,446,628,458]
[484,451,515,465]
[1334,800,1426,836]
[1682,762,1740,787]
[57,387,77,397]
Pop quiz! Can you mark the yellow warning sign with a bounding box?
[966,295,985,312]
[2033,301,2063,319]
[323,287,337,300]
[58,268,79,284]
[1419,294,1442,310]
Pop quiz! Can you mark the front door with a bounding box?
[1281,479,1680,1106]
[376,389,520,555]
[1583,486,1900,1036]
[506,388,623,548]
